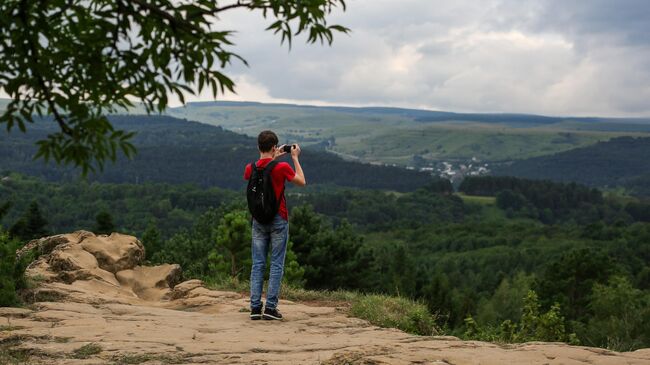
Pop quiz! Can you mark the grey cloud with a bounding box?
[193,0,650,116]
[531,0,650,46]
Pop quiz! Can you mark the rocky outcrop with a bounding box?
[3,231,650,364]
[21,230,183,301]
[115,264,182,301]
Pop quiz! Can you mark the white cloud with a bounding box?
[170,0,650,116]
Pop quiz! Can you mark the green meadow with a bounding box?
[168,102,649,165]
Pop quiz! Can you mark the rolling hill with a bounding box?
[0,115,434,192]
[491,136,650,193]
[2,98,649,167]
[167,101,650,166]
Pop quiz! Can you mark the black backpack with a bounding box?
[246,160,283,224]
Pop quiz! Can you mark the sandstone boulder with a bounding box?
[16,230,94,260]
[169,279,205,300]
[22,231,181,301]
[47,243,119,285]
[79,232,145,273]
[115,264,182,301]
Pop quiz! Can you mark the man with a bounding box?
[244,130,306,320]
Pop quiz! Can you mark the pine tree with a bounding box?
[142,222,162,259]
[0,201,11,221]
[283,240,305,287]
[0,231,19,306]
[215,210,251,279]
[9,201,48,241]
[94,211,115,235]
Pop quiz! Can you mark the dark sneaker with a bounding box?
[263,307,283,320]
[250,307,262,320]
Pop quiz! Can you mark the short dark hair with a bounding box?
[258,130,279,152]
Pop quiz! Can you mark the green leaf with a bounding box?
[0,0,349,173]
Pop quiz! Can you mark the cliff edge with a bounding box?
[2,231,649,364]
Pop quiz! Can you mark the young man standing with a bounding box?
[244,130,306,320]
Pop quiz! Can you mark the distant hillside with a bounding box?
[491,137,650,191]
[0,115,434,191]
[175,101,650,126]
[2,98,649,166]
[624,174,650,197]
[167,101,650,166]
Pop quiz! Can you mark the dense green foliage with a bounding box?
[1,115,434,191]
[0,0,348,172]
[625,174,650,198]
[293,185,462,230]
[492,137,650,195]
[144,205,304,286]
[8,201,49,241]
[0,173,238,237]
[93,212,115,235]
[0,231,19,306]
[459,176,642,224]
[289,206,369,289]
[464,290,578,344]
[0,230,32,306]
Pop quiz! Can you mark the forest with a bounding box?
[492,136,650,195]
[1,173,649,351]
[0,115,432,191]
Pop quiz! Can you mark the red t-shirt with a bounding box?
[244,158,296,221]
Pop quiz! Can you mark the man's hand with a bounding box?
[273,145,288,160]
[291,144,301,158]
[290,144,306,186]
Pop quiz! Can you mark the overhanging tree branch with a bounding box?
[0,0,350,174]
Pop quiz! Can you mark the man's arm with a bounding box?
[243,163,251,180]
[290,144,306,186]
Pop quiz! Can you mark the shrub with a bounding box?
[464,290,578,344]
[0,231,30,307]
[583,276,650,351]
[350,294,439,336]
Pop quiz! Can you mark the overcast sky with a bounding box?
[179,0,650,117]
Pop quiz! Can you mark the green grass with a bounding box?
[203,277,356,303]
[339,123,637,164]
[456,193,496,205]
[350,294,439,336]
[110,353,188,364]
[72,343,102,359]
[205,279,440,336]
[0,347,31,365]
[111,353,155,365]
[281,286,359,303]
[0,325,24,332]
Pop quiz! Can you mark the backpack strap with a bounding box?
[262,161,284,206]
[264,160,279,175]
[263,161,285,206]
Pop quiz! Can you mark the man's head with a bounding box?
[258,130,279,153]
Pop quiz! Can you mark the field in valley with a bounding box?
[168,102,650,166]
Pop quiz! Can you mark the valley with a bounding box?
[167,101,650,173]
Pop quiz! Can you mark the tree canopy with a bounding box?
[0,0,349,174]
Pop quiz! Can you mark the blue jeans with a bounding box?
[250,214,289,310]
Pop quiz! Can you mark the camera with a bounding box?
[282,144,294,153]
